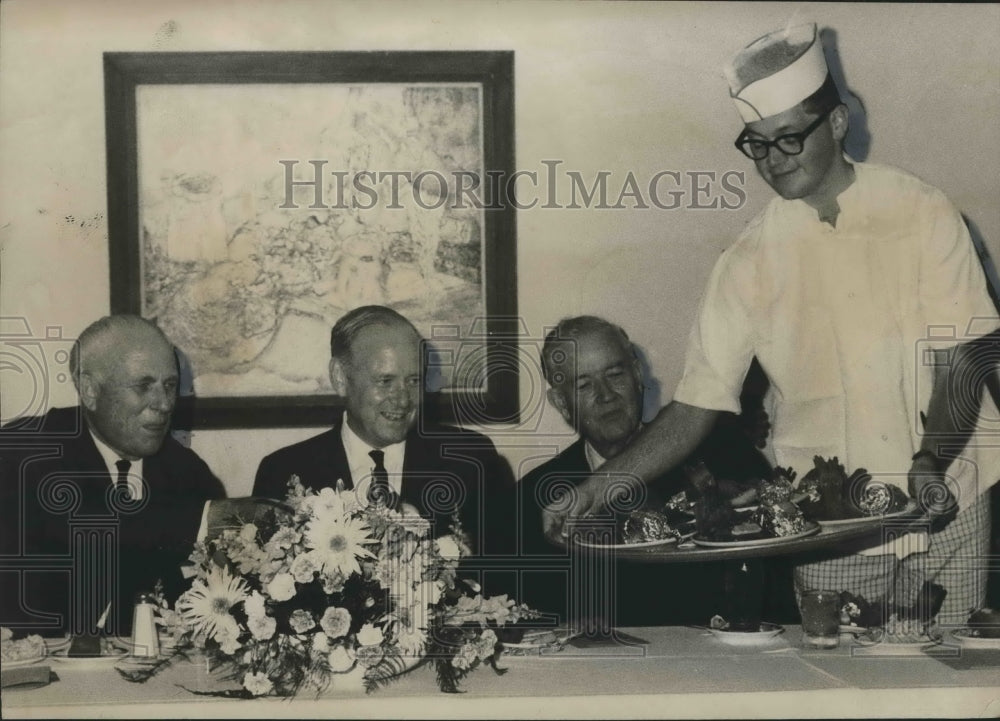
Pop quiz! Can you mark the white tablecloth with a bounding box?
[4,626,999,719]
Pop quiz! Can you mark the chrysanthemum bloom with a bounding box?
[265,527,300,557]
[248,613,276,641]
[320,606,352,638]
[289,609,316,634]
[435,534,462,561]
[214,620,242,655]
[303,513,375,578]
[291,552,320,583]
[242,671,273,696]
[328,643,356,673]
[312,631,330,652]
[244,591,266,621]
[177,564,249,642]
[266,573,296,602]
[321,571,346,595]
[357,623,384,647]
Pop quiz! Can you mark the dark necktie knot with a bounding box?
[367,449,397,509]
[115,459,132,498]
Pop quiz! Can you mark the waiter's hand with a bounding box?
[541,474,641,539]
[907,454,958,526]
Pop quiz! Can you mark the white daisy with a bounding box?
[176,565,249,641]
[303,513,375,578]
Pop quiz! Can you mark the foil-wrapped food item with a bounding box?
[753,501,808,537]
[620,510,680,544]
[855,481,909,516]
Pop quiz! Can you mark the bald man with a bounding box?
[0,315,225,636]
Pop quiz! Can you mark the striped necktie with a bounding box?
[367,449,397,509]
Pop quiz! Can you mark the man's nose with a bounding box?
[387,380,415,404]
[766,144,787,168]
[149,383,175,412]
[593,379,616,402]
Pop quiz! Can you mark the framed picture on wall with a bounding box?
[104,51,518,429]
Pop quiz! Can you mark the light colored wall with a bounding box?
[2,1,998,496]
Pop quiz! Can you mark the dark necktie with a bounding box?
[115,459,131,499]
[367,449,397,508]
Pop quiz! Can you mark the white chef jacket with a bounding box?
[674,162,1000,523]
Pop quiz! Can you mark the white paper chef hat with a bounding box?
[724,23,829,123]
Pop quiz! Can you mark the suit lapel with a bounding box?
[399,432,426,512]
[71,427,116,516]
[329,416,354,491]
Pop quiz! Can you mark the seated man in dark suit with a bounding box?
[253,305,510,557]
[512,315,786,627]
[0,315,225,637]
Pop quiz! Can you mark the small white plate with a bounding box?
[0,653,46,669]
[949,628,1000,649]
[851,636,943,655]
[708,622,785,646]
[574,535,678,550]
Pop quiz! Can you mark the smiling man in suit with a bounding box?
[252,305,509,553]
[513,315,779,626]
[0,315,225,637]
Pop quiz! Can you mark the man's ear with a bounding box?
[78,372,100,412]
[630,357,644,389]
[329,358,348,396]
[546,387,572,425]
[830,104,850,143]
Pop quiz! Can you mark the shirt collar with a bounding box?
[788,158,859,225]
[88,429,144,495]
[583,441,607,473]
[340,417,406,476]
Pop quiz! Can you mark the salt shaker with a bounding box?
[131,591,160,658]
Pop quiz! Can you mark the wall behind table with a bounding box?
[2,1,998,496]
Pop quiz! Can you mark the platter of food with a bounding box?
[692,521,820,548]
[816,499,919,527]
[575,535,678,550]
[570,508,683,549]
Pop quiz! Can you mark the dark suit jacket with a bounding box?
[0,406,225,636]
[253,413,513,560]
[508,425,799,627]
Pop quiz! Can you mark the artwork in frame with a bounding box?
[104,51,517,429]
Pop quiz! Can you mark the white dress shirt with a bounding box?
[90,431,144,500]
[341,419,405,506]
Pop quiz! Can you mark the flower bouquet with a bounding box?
[119,477,536,696]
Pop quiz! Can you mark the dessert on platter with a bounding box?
[691,466,814,544]
[796,456,911,522]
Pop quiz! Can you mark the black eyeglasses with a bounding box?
[734,108,833,160]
